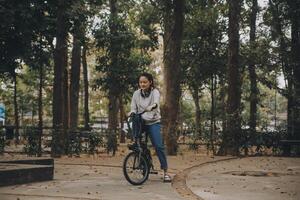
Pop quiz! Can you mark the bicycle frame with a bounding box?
[123,111,158,185]
[128,112,155,171]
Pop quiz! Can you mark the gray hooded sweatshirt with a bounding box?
[130,88,161,125]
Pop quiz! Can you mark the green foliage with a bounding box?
[131,2,160,51]
[23,126,40,156]
[0,0,56,128]
[67,130,105,155]
[87,131,103,154]
[0,66,53,126]
[182,1,227,86]
[0,0,56,73]
[94,10,151,97]
[1,0,297,157]
[67,131,82,156]
[105,130,118,156]
[92,1,160,99]
[240,127,288,155]
[51,128,65,156]
[179,2,228,152]
[179,97,196,128]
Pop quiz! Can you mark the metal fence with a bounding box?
[0,126,121,156]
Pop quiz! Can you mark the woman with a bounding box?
[129,72,171,182]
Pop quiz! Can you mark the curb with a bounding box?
[172,157,238,200]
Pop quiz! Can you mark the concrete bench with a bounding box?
[0,158,54,187]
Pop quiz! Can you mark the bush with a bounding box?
[106,130,118,156]
[67,131,81,156]
[88,131,103,154]
[23,127,40,156]
[239,128,288,155]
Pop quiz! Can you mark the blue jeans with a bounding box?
[144,123,168,170]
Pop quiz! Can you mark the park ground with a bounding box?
[0,145,299,200]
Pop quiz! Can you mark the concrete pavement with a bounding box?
[2,152,297,200]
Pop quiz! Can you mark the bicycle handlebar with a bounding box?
[128,103,158,119]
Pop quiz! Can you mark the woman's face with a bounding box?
[139,76,152,90]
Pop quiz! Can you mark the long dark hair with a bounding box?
[138,72,155,89]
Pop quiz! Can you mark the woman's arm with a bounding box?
[145,89,159,111]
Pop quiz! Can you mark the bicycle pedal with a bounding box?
[150,171,158,174]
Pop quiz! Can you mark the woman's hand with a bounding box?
[145,103,157,112]
[127,111,134,117]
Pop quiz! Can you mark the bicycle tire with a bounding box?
[123,151,150,185]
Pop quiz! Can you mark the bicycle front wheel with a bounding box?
[123,152,150,185]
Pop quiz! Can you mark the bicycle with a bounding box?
[123,111,158,185]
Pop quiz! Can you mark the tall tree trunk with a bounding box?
[210,74,216,155]
[269,0,293,155]
[38,65,43,156]
[191,85,201,140]
[108,0,119,131]
[219,77,227,137]
[106,0,119,156]
[248,0,258,136]
[13,72,19,144]
[162,0,185,155]
[288,0,300,155]
[70,31,81,131]
[119,96,125,143]
[107,91,119,156]
[218,0,242,156]
[63,66,70,156]
[108,92,119,130]
[63,67,69,130]
[52,0,69,157]
[82,44,90,130]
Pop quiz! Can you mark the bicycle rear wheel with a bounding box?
[123,151,149,185]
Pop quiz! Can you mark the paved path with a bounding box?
[172,157,236,200]
[0,163,182,200]
[186,157,300,200]
[0,152,221,200]
[2,154,297,200]
[0,152,216,200]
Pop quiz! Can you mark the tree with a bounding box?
[0,0,33,74]
[107,0,120,131]
[181,0,226,154]
[52,0,70,156]
[12,71,19,142]
[248,0,258,139]
[287,0,300,154]
[0,0,29,141]
[267,0,298,155]
[69,0,88,131]
[1,0,56,145]
[161,0,185,155]
[94,0,152,150]
[82,44,90,130]
[218,0,242,156]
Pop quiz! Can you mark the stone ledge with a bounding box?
[0,158,54,187]
[0,158,54,165]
